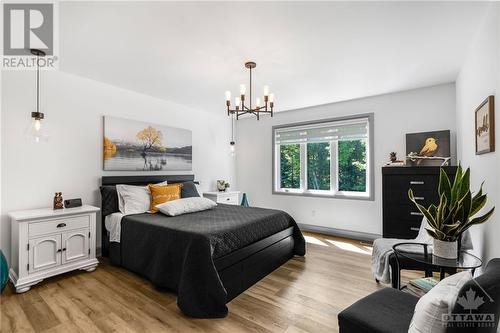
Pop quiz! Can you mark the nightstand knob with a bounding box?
[56,223,66,228]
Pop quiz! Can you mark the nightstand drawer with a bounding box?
[29,215,90,237]
[217,195,238,205]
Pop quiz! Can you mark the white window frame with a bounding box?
[272,113,374,200]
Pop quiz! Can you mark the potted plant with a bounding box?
[408,166,495,259]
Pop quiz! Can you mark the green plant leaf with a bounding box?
[409,189,438,228]
[428,204,438,217]
[470,194,487,216]
[438,168,452,202]
[458,168,471,201]
[471,181,484,202]
[425,228,439,239]
[451,165,463,203]
[456,207,495,235]
[436,193,447,228]
[462,191,472,221]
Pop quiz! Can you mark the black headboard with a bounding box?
[100,174,195,256]
[102,174,195,186]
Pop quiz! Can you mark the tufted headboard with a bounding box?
[100,174,195,256]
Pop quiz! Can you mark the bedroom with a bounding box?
[1,1,500,332]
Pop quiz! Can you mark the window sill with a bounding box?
[272,189,374,201]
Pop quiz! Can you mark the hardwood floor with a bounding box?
[1,232,419,333]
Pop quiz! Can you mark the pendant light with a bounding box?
[229,112,236,157]
[26,49,48,143]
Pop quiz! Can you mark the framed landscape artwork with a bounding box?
[475,95,495,155]
[103,116,192,171]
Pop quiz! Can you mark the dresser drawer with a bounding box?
[385,175,438,191]
[29,215,90,237]
[384,204,426,222]
[384,221,421,239]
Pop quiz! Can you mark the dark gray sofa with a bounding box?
[338,259,500,333]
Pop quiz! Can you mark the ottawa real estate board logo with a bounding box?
[3,2,58,69]
[443,279,496,329]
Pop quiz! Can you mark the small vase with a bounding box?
[433,239,458,259]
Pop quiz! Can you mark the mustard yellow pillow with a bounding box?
[148,183,182,213]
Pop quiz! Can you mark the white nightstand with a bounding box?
[8,205,100,293]
[203,191,241,205]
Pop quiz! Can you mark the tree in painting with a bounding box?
[136,126,164,153]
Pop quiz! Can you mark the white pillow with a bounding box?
[116,184,151,215]
[408,270,472,333]
[116,181,168,214]
[156,197,216,216]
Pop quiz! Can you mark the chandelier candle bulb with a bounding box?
[269,93,275,103]
[225,91,231,101]
[240,84,246,95]
[234,97,240,110]
[256,97,261,108]
[263,85,269,96]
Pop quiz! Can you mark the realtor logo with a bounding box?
[3,3,53,56]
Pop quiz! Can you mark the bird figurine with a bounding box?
[419,137,438,157]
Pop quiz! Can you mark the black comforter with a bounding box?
[119,204,305,318]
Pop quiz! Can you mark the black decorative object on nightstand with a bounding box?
[382,166,457,239]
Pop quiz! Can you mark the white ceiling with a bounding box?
[60,1,489,113]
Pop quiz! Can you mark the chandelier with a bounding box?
[225,61,274,120]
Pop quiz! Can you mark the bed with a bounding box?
[100,175,306,318]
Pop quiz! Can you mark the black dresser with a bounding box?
[382,166,457,239]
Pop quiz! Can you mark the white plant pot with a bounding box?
[433,239,458,259]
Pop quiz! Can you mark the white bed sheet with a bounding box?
[105,212,125,243]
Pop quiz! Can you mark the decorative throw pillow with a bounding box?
[116,184,151,215]
[181,181,200,198]
[115,181,168,214]
[156,197,216,216]
[99,185,119,217]
[408,270,472,333]
[149,183,182,213]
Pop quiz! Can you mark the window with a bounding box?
[273,114,373,200]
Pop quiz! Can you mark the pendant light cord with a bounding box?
[36,54,40,113]
[231,113,234,142]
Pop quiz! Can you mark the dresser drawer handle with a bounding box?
[410,227,420,231]
[57,249,62,253]
[414,196,425,201]
[56,223,67,228]
[226,198,231,201]
[410,212,424,216]
[410,181,425,185]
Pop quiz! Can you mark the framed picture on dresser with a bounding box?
[475,95,495,155]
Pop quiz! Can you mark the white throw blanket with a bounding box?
[371,218,473,284]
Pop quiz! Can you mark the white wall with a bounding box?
[456,3,500,262]
[1,70,235,263]
[236,84,456,236]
